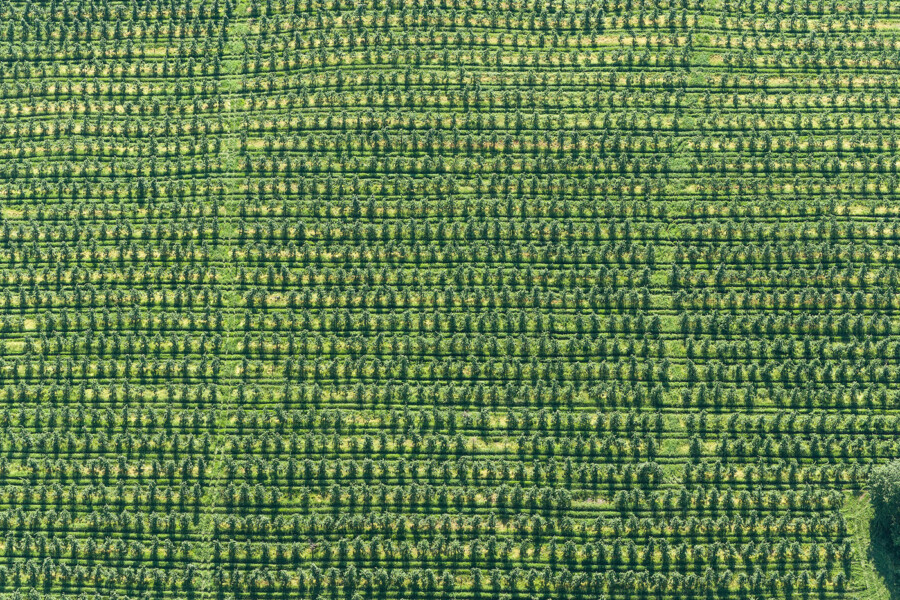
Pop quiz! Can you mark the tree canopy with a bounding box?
[870,460,900,549]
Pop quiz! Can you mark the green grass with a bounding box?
[846,492,899,600]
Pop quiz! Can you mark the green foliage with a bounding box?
[0,0,897,599]
[870,461,900,549]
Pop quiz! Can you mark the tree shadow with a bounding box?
[869,519,900,600]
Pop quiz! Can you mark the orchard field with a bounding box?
[0,0,899,598]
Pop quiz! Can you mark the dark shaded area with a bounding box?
[869,518,900,600]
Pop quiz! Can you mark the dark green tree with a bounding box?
[870,460,900,549]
